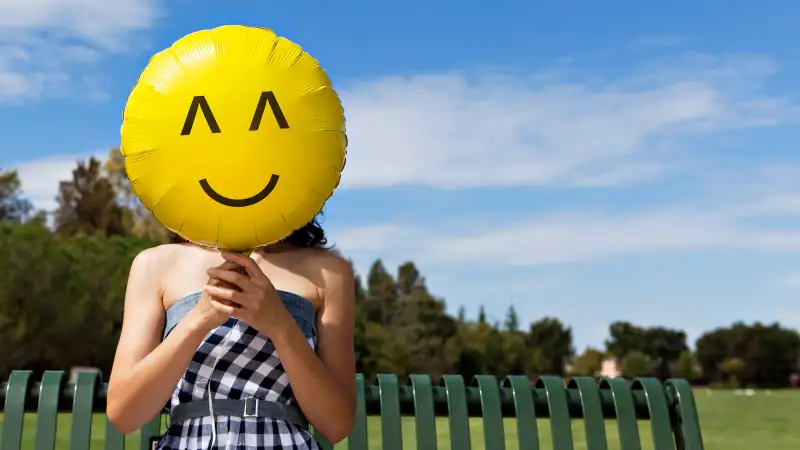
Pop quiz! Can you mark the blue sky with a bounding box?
[2,0,800,351]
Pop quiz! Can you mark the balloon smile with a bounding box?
[199,175,280,207]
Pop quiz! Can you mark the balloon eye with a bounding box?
[180,91,290,136]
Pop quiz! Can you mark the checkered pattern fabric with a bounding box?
[155,293,319,450]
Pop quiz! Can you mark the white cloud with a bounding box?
[0,0,159,45]
[333,166,800,268]
[0,0,162,102]
[339,54,796,189]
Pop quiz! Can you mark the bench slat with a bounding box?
[600,377,641,450]
[1,370,32,450]
[347,373,369,450]
[377,374,403,450]
[633,378,676,450]
[569,377,608,450]
[537,376,574,450]
[34,371,64,450]
[441,375,471,450]
[503,375,539,450]
[70,371,98,450]
[473,375,506,450]
[664,379,704,450]
[410,374,438,450]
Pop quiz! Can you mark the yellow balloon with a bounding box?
[120,25,347,251]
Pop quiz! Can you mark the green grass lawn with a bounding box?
[2,389,799,449]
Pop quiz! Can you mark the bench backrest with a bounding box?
[1,370,704,449]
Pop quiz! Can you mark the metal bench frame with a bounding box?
[1,370,704,450]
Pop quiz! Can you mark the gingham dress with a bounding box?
[156,291,320,450]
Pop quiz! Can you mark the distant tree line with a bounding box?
[1,150,799,388]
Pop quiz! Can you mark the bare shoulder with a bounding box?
[128,243,200,287]
[131,243,182,270]
[304,248,353,277]
[298,248,355,301]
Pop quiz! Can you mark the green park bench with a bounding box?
[1,370,704,449]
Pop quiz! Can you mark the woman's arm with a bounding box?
[268,256,357,443]
[106,248,211,435]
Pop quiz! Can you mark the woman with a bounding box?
[106,218,356,449]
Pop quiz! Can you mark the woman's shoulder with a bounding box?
[294,248,355,301]
[131,243,213,276]
[133,242,203,263]
[295,247,353,275]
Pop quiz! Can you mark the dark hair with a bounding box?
[284,216,329,249]
[167,215,329,249]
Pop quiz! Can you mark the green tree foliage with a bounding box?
[719,357,746,385]
[620,350,653,378]
[504,305,520,333]
[53,157,126,237]
[674,350,702,381]
[606,321,688,379]
[695,322,800,388]
[571,347,605,376]
[527,317,574,376]
[0,170,33,222]
[0,220,154,378]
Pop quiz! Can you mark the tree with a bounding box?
[390,272,459,381]
[104,147,169,242]
[504,305,520,333]
[620,350,652,378]
[0,170,32,222]
[720,357,745,387]
[606,321,646,359]
[571,347,605,376]
[527,317,574,376]
[364,260,398,325]
[500,328,528,376]
[674,351,702,381]
[53,157,127,237]
[0,220,154,378]
[696,322,800,387]
[643,326,688,379]
[456,305,466,323]
[606,321,687,378]
[396,261,422,295]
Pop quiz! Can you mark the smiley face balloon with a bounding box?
[121,25,347,251]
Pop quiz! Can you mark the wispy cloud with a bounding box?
[339,53,795,189]
[333,166,800,268]
[0,0,163,102]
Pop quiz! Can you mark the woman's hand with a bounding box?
[203,252,293,335]
[186,260,240,332]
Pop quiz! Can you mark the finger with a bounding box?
[209,298,237,316]
[216,260,242,271]
[206,279,238,292]
[206,276,238,291]
[206,261,244,289]
[207,267,255,292]
[221,252,265,281]
[203,285,244,304]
